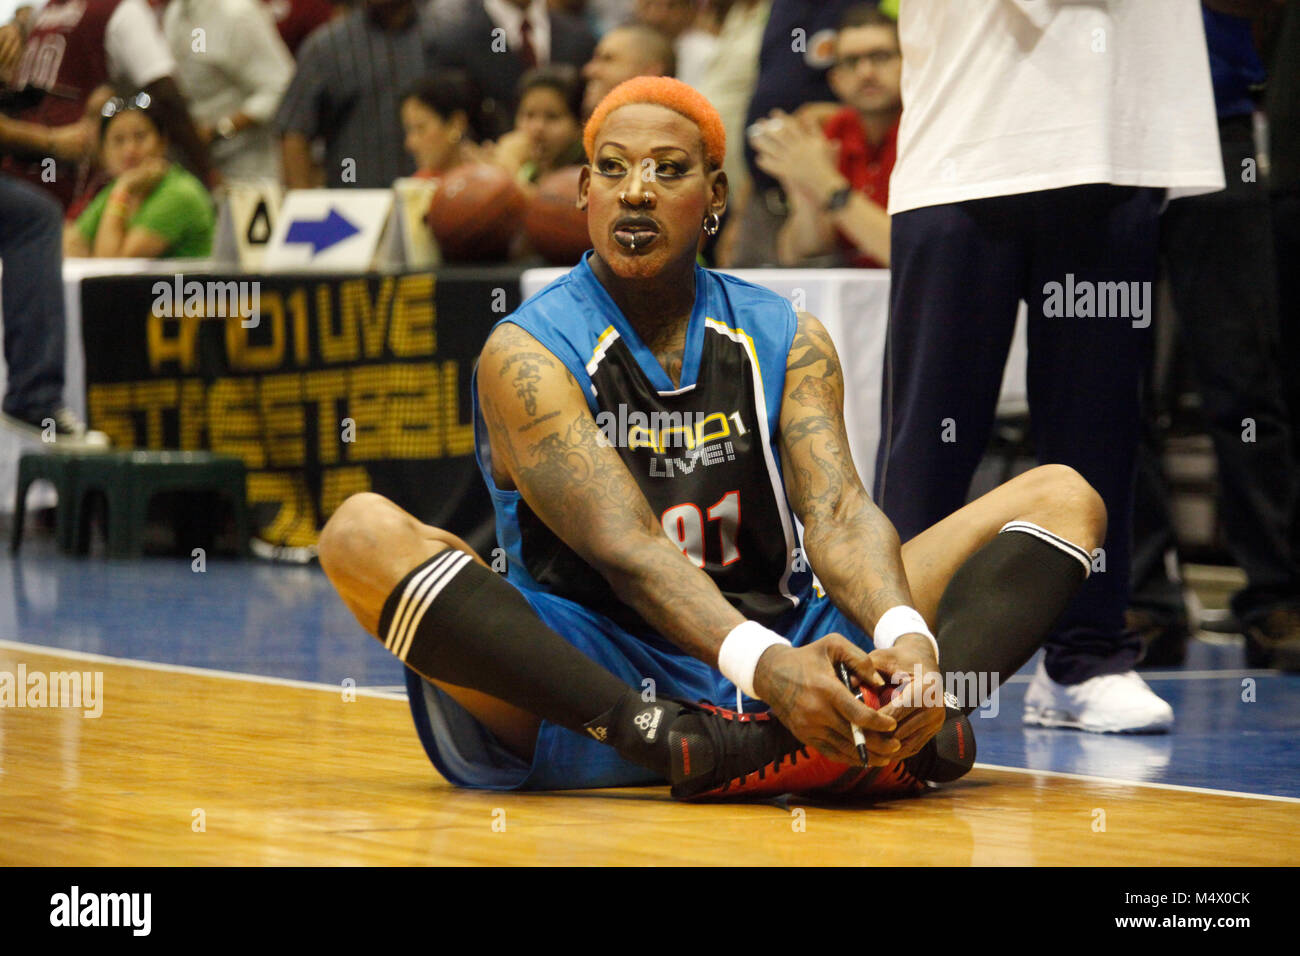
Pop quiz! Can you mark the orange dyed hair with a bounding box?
[583,76,726,170]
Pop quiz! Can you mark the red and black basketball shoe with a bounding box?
[792,705,977,801]
[669,703,847,800]
[668,699,976,802]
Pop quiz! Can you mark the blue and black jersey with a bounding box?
[473,253,815,645]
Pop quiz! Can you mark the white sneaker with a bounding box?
[1,406,110,450]
[1022,658,1174,733]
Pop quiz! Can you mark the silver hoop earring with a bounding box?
[703,212,721,236]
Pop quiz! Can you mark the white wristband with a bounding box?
[717,621,791,700]
[872,606,939,663]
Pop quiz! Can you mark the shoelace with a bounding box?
[698,704,810,791]
[51,408,86,435]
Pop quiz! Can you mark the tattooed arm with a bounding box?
[777,311,916,631]
[772,312,943,757]
[476,321,747,664]
[477,320,896,764]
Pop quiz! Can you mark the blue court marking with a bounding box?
[0,539,404,688]
[3,538,1298,798]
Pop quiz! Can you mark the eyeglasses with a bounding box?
[100,91,153,121]
[834,50,900,71]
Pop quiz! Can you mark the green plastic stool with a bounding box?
[11,451,90,553]
[70,451,250,558]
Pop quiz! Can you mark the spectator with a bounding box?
[1,0,213,209]
[275,0,441,189]
[493,65,584,184]
[693,0,769,262]
[751,4,899,266]
[1129,0,1300,673]
[580,23,673,117]
[729,0,862,266]
[65,93,214,258]
[438,0,596,141]
[163,0,295,181]
[633,0,711,88]
[2,8,106,446]
[262,0,336,57]
[0,163,106,445]
[874,0,1224,733]
[401,69,484,180]
[0,91,99,167]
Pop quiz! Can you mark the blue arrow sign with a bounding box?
[284,208,360,255]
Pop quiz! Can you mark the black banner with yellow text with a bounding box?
[80,268,523,552]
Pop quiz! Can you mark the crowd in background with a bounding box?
[2,0,1299,677]
[0,0,920,268]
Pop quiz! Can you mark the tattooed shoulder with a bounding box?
[786,312,840,379]
[484,327,558,372]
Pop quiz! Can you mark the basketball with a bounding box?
[426,163,527,262]
[523,165,590,265]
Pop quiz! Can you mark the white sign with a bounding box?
[391,177,440,269]
[212,179,282,270]
[261,190,394,272]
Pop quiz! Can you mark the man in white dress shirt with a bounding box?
[163,0,294,181]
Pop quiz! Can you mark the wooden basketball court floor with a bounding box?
[2,539,1298,866]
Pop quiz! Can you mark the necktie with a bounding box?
[519,16,538,68]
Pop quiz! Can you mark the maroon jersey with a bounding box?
[3,0,124,207]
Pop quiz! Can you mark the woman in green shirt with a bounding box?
[64,93,215,259]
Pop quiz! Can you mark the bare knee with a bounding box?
[318,492,478,586]
[318,493,465,635]
[319,492,403,577]
[1019,465,1107,551]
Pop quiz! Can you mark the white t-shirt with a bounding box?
[164,0,293,179]
[675,28,717,91]
[888,0,1225,215]
[106,0,176,90]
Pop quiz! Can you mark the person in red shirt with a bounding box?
[750,4,901,267]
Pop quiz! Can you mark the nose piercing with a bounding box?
[620,190,656,207]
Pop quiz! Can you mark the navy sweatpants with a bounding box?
[875,184,1164,684]
[0,173,67,420]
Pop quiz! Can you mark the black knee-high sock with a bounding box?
[377,550,684,775]
[934,521,1092,714]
